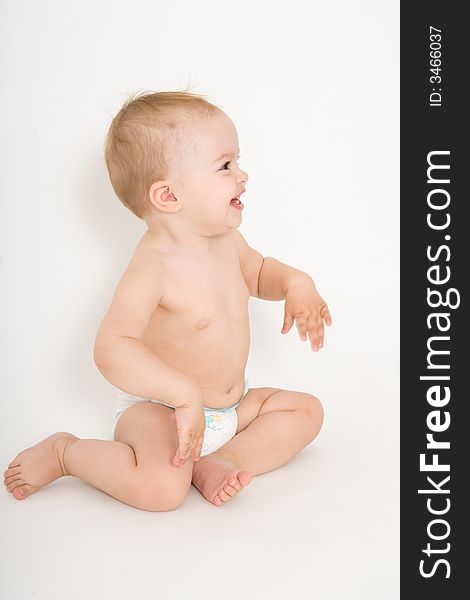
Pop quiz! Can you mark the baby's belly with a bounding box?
[143,313,250,409]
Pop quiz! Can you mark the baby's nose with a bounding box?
[238,168,249,183]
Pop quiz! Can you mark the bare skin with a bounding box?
[3,386,323,506]
[2,432,253,504]
[3,226,257,505]
[4,433,78,500]
[191,455,252,506]
[3,111,327,509]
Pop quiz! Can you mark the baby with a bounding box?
[3,91,331,510]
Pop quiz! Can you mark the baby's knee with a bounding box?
[132,471,191,512]
[302,394,324,438]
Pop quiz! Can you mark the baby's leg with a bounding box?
[192,388,323,506]
[3,402,193,511]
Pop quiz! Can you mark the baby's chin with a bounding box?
[205,215,244,235]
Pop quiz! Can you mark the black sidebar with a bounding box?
[401,2,468,598]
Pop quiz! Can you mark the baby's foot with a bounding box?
[3,432,78,500]
[191,452,252,506]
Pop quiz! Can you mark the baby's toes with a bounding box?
[216,489,231,503]
[7,478,25,493]
[8,458,22,470]
[4,474,21,489]
[4,467,21,480]
[229,477,242,492]
[223,484,238,497]
[238,471,252,487]
[13,484,34,499]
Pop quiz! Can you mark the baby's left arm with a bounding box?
[231,231,332,352]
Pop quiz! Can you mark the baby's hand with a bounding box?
[171,399,206,468]
[281,279,332,352]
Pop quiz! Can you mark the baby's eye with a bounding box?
[220,158,240,171]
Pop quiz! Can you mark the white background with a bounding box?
[0,1,399,598]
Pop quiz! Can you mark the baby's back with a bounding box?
[133,231,250,408]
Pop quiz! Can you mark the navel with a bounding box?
[196,318,210,330]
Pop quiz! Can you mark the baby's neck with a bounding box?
[143,223,217,255]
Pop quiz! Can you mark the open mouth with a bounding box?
[230,194,244,209]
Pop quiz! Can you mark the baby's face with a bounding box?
[173,112,249,235]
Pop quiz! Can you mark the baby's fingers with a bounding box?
[173,433,192,466]
[321,304,332,326]
[193,435,204,462]
[175,431,204,467]
[173,451,185,467]
[295,313,308,341]
[173,449,187,467]
[308,317,324,351]
[281,311,294,334]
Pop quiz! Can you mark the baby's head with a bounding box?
[104,90,248,236]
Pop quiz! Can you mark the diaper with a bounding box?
[114,379,249,457]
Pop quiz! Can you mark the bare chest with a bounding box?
[144,242,249,341]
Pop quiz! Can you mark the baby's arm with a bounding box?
[232,229,314,299]
[93,259,201,408]
[232,230,332,351]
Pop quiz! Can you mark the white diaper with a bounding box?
[114,379,249,457]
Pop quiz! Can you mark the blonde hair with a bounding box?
[104,89,221,219]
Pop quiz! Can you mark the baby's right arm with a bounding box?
[93,259,201,409]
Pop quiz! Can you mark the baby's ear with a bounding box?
[149,182,181,213]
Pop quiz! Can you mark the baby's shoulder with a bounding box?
[114,236,167,297]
